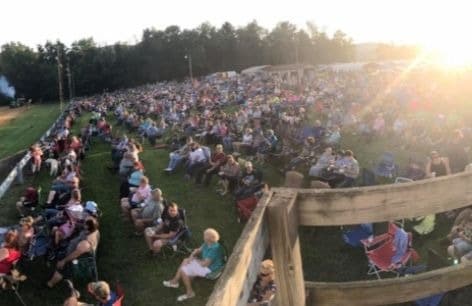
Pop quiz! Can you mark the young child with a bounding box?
[30,144,43,174]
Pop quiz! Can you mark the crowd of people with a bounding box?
[2,64,472,305]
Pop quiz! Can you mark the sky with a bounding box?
[0,0,470,48]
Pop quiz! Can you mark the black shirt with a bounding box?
[161,208,185,233]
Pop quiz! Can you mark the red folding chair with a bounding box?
[361,222,419,279]
[112,282,125,306]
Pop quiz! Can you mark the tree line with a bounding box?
[0,20,411,103]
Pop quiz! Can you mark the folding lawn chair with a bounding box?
[361,222,419,279]
[112,282,125,306]
[0,261,28,306]
[205,240,228,281]
[374,152,397,179]
[342,223,373,247]
[163,208,192,257]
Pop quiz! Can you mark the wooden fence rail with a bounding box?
[208,173,472,306]
[306,263,472,306]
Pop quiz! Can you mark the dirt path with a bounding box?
[0,106,25,126]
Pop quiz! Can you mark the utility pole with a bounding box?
[294,36,301,87]
[56,47,64,111]
[185,54,193,84]
[66,55,73,101]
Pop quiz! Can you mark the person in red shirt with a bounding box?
[194,144,226,186]
[0,230,21,275]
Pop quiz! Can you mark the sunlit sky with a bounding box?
[0,0,470,50]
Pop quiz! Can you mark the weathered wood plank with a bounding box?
[293,172,472,226]
[306,263,472,306]
[206,192,273,306]
[268,191,306,306]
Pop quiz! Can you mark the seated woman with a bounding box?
[163,228,224,302]
[121,176,151,219]
[45,176,80,208]
[426,150,451,178]
[16,186,39,217]
[119,160,143,198]
[217,154,241,195]
[448,208,472,241]
[194,144,226,186]
[68,136,82,155]
[238,128,254,154]
[144,202,184,255]
[131,188,165,235]
[18,217,35,254]
[447,219,472,264]
[47,217,100,288]
[87,281,118,306]
[0,230,22,276]
[51,190,84,246]
[309,146,335,178]
[247,259,277,306]
[324,150,360,188]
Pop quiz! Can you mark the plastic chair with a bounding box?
[361,223,419,279]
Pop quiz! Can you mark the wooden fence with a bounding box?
[207,171,472,306]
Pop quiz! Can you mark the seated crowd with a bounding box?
[3,66,472,305]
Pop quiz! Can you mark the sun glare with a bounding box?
[421,38,472,69]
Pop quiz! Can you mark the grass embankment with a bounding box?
[0,104,62,159]
[0,112,463,305]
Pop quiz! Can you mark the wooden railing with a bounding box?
[207,172,472,306]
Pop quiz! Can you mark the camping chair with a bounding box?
[25,225,50,261]
[0,261,28,306]
[111,282,125,306]
[163,209,192,258]
[205,240,229,281]
[72,251,99,283]
[342,223,373,247]
[361,222,419,279]
[374,152,397,180]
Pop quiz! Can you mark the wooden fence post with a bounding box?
[267,191,305,306]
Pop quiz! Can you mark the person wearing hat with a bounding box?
[247,259,277,306]
[87,281,118,306]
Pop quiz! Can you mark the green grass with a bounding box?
[0,113,250,306]
[0,104,61,159]
[0,111,466,305]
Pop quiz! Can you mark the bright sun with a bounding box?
[421,37,472,69]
